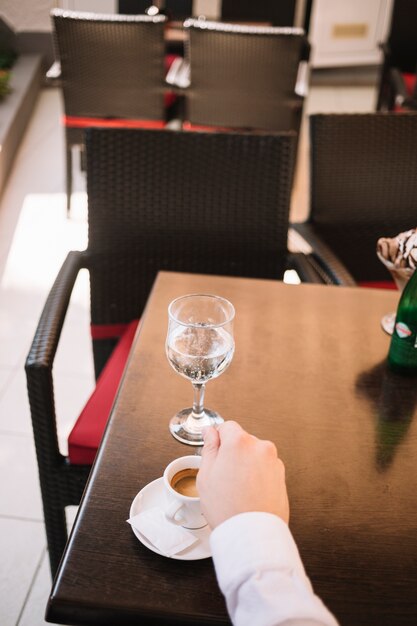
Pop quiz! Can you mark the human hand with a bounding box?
[197,421,289,529]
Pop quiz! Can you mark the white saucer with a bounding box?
[129,477,212,560]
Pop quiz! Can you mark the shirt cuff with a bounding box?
[210,512,312,595]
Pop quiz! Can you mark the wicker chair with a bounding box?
[26,127,322,577]
[291,113,417,286]
[173,19,310,133]
[50,9,171,215]
[376,0,417,111]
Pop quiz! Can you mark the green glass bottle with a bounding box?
[388,268,417,375]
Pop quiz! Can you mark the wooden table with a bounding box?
[47,272,417,626]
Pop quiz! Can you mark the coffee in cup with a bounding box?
[170,468,199,497]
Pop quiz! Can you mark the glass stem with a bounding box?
[192,383,205,419]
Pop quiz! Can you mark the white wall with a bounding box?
[309,0,394,67]
[1,0,55,31]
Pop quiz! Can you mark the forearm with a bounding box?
[210,513,339,626]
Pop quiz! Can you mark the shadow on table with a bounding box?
[356,360,417,471]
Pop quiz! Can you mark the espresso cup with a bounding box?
[163,455,207,530]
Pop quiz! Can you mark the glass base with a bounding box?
[169,407,224,445]
[381,311,396,335]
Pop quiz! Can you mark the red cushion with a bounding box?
[358,281,397,290]
[402,72,416,96]
[164,92,176,109]
[63,116,165,129]
[68,319,140,465]
[165,54,178,70]
[90,323,131,340]
[395,73,417,111]
[183,121,233,133]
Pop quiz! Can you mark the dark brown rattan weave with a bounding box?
[51,9,168,214]
[26,127,299,577]
[25,251,90,577]
[183,19,309,132]
[293,113,417,283]
[87,128,295,331]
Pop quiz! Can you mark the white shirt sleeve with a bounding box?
[210,512,340,626]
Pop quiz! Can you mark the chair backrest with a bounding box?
[51,9,167,119]
[85,127,295,325]
[183,19,309,131]
[309,113,417,282]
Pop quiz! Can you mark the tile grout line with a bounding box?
[15,546,48,626]
[0,513,44,523]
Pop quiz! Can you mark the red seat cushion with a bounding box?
[68,319,140,465]
[63,116,165,129]
[402,72,416,97]
[358,281,397,290]
[183,121,235,133]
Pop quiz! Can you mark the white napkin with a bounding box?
[127,506,198,557]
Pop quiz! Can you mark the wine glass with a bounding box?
[166,294,235,445]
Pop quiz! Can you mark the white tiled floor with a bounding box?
[0,82,376,625]
[0,89,94,626]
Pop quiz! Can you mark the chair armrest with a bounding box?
[289,224,357,286]
[287,251,330,283]
[46,60,62,86]
[25,251,87,460]
[26,251,86,371]
[165,57,190,89]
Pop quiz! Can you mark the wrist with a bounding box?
[210,512,306,590]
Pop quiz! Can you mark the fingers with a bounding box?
[201,426,220,461]
[219,422,278,457]
[202,421,280,468]
[216,420,245,443]
[200,422,242,472]
[259,439,278,458]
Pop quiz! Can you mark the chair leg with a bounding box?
[66,143,72,218]
[44,502,68,578]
